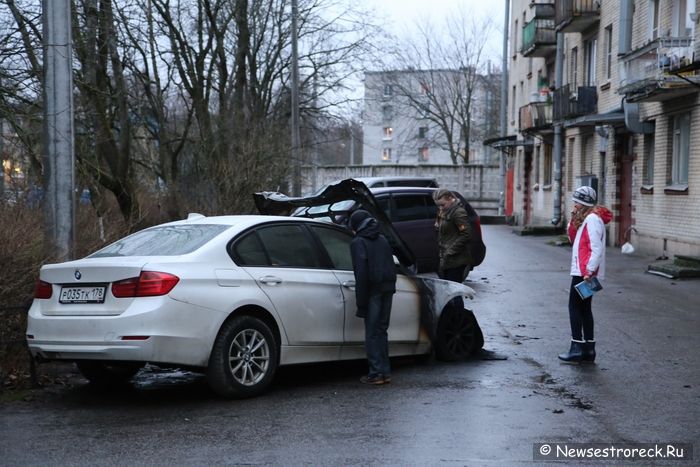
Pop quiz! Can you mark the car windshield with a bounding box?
[90,224,230,257]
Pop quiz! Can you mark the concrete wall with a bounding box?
[300,164,501,215]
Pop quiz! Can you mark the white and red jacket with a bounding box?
[568,207,613,280]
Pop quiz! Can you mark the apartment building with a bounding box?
[363,69,500,166]
[503,0,700,257]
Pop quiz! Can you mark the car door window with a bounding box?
[393,194,429,222]
[233,232,269,266]
[426,195,439,219]
[310,226,353,271]
[257,225,322,268]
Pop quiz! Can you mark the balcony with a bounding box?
[555,0,600,33]
[553,84,597,121]
[519,102,553,134]
[618,37,700,103]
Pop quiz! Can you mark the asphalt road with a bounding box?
[1,225,698,465]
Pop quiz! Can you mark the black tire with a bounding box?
[434,306,484,361]
[75,361,144,386]
[207,315,279,398]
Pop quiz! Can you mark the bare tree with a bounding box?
[377,10,499,165]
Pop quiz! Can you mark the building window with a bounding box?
[535,145,541,185]
[649,0,660,40]
[566,138,574,190]
[604,26,613,81]
[511,86,516,122]
[543,144,552,186]
[382,127,393,140]
[569,46,578,90]
[383,84,393,97]
[672,0,695,36]
[514,19,519,55]
[670,112,690,185]
[643,132,655,186]
[419,146,429,161]
[418,126,428,138]
[382,105,393,121]
[382,148,392,161]
[419,81,430,94]
[584,39,597,86]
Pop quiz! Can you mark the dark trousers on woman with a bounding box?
[364,292,393,378]
[568,276,594,341]
[439,266,466,311]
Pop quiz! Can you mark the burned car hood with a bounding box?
[253,179,416,270]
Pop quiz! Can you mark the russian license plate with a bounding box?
[59,286,106,304]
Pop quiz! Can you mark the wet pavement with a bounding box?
[1,225,698,465]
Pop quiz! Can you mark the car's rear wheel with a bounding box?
[75,361,144,386]
[434,305,484,361]
[207,315,278,398]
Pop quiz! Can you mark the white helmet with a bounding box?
[572,186,596,206]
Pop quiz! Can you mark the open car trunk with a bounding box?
[254,179,417,272]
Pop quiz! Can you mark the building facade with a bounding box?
[363,69,501,166]
[504,0,700,258]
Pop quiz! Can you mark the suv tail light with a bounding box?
[112,271,179,298]
[34,280,53,299]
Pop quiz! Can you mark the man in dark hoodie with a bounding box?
[349,210,397,385]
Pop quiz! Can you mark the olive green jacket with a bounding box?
[436,203,473,271]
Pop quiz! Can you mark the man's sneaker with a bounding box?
[360,374,385,385]
[382,375,391,384]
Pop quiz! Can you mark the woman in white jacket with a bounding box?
[559,186,612,363]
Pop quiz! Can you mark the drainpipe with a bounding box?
[498,0,510,216]
[551,31,564,226]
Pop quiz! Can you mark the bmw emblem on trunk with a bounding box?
[74,270,82,280]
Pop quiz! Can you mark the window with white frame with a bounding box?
[382,148,392,162]
[383,84,393,97]
[382,105,393,121]
[569,46,578,90]
[670,112,690,185]
[672,0,695,36]
[584,39,597,86]
[543,144,552,186]
[419,146,429,161]
[418,126,428,138]
[643,132,655,186]
[649,0,660,40]
[604,26,613,81]
[382,127,393,140]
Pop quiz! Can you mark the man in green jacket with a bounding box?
[433,189,473,284]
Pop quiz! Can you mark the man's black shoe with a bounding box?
[360,374,386,385]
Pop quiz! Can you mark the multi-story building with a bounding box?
[363,69,500,166]
[502,0,700,258]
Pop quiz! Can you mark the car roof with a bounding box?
[370,186,438,195]
[159,214,329,228]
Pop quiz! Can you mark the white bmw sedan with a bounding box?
[27,214,481,398]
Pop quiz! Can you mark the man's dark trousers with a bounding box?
[364,292,393,378]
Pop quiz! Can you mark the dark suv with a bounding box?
[254,180,486,275]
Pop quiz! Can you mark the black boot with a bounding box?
[582,340,596,363]
[558,340,584,363]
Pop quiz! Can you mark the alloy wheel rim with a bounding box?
[228,329,270,386]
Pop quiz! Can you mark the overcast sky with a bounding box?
[361,0,507,60]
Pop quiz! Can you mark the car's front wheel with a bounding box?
[75,361,144,386]
[207,315,279,398]
[434,305,484,361]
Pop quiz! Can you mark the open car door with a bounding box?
[254,179,416,272]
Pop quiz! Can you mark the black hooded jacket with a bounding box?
[349,212,397,314]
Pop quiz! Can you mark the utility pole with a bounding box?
[498,0,510,216]
[290,0,302,196]
[43,0,75,260]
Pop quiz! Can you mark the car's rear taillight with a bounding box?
[112,271,179,298]
[34,280,53,299]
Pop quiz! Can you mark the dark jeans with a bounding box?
[568,276,594,341]
[364,292,393,378]
[439,266,466,311]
